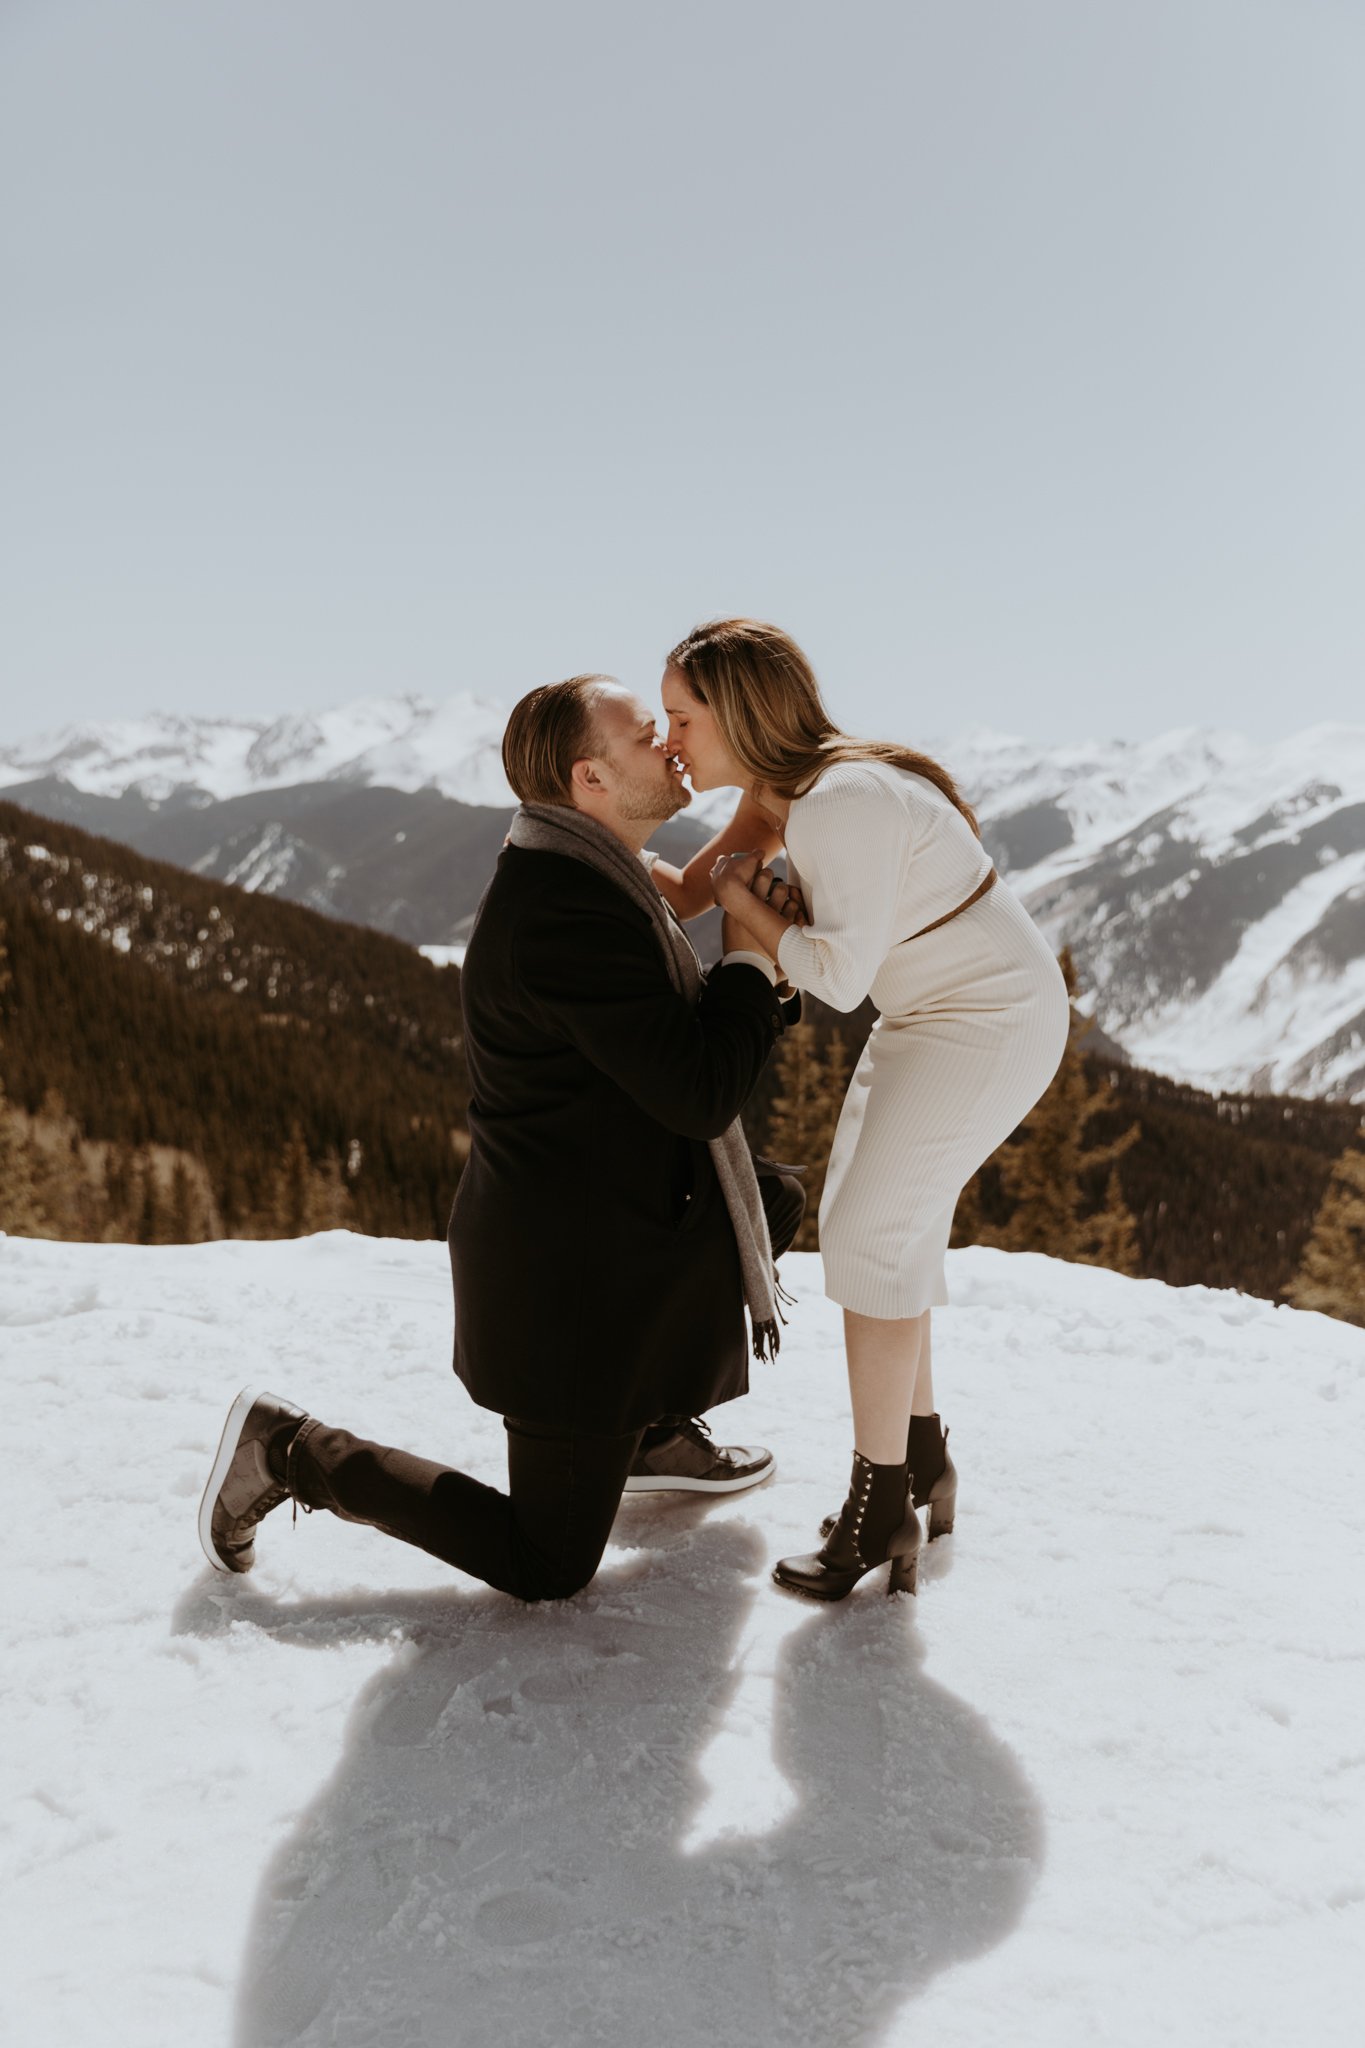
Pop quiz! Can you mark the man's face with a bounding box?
[583,686,691,826]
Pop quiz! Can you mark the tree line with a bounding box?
[0,803,468,1242]
[2,797,1360,1325]
[758,951,1365,1326]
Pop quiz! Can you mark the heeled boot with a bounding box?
[774,1452,922,1600]
[818,1415,957,1544]
[907,1413,957,1539]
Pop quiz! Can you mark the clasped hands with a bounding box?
[710,851,809,925]
[710,851,810,976]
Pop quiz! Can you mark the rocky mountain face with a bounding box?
[1,775,715,952]
[937,725,1365,1104]
[4,700,1362,1100]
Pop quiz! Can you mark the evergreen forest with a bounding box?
[0,801,468,1243]
[2,799,1361,1324]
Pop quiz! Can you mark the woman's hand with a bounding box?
[709,851,808,921]
[709,850,764,913]
[751,866,809,924]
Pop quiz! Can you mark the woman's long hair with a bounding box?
[665,618,980,837]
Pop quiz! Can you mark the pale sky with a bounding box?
[1,0,1362,749]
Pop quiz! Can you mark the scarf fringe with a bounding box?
[752,1316,781,1363]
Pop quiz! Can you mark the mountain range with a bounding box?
[4,699,1363,1102]
[3,793,1357,1301]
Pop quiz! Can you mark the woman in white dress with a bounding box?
[651,619,1069,1599]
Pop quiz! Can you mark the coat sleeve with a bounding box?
[776,769,910,1012]
[514,889,784,1142]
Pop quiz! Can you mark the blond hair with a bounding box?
[501,675,612,807]
[665,619,980,836]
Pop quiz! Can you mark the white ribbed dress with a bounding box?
[776,759,1069,1319]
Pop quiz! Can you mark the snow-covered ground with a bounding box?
[2,1234,1362,2048]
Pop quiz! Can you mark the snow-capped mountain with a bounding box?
[669,724,1365,1103]
[932,724,1365,1103]
[0,693,515,809]
[3,698,1363,1101]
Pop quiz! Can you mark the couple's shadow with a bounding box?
[174,1511,1042,2048]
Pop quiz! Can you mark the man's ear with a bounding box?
[570,756,606,800]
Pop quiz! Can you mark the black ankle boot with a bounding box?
[774,1452,921,1600]
[818,1418,958,1544]
[907,1414,957,1539]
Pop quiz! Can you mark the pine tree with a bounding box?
[996,949,1142,1269]
[822,1030,851,1126]
[803,1029,853,1251]
[306,1150,352,1232]
[168,1158,197,1243]
[102,1142,137,1235]
[134,1156,165,1245]
[0,921,46,1235]
[1285,1142,1365,1326]
[29,1087,97,1237]
[272,1123,313,1237]
[0,1105,45,1235]
[1080,1165,1142,1276]
[767,1021,822,1164]
[765,1023,852,1251]
[766,1022,821,1249]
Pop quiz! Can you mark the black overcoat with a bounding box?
[447,843,789,1434]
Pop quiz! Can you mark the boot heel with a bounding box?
[888,1550,919,1596]
[927,1488,956,1541]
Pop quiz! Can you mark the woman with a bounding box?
[653,619,1069,1599]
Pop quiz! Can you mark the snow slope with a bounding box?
[2,1234,1362,2047]
[941,723,1365,1101]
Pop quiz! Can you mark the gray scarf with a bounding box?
[507,801,780,1360]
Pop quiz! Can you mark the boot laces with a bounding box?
[243,1483,287,1530]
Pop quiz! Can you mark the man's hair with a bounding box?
[501,675,613,807]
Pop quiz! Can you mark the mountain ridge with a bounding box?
[4,696,1362,1101]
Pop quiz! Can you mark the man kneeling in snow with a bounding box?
[199,673,803,1600]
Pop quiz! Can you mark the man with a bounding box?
[199,674,803,1601]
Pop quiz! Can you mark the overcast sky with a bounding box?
[1,0,1361,749]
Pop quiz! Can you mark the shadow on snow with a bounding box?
[172,1507,1041,2048]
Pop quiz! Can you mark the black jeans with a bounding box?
[289,1164,805,1602]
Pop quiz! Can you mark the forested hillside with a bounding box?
[5,774,713,950]
[3,796,1361,1321]
[752,983,1364,1319]
[0,800,467,1240]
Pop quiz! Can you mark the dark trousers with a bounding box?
[290,1165,805,1602]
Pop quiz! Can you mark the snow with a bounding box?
[2,1233,1362,2046]
[1124,848,1365,1094]
[938,722,1365,896]
[0,694,515,808]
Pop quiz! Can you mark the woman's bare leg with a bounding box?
[845,1307,931,1464]
[911,1312,935,1417]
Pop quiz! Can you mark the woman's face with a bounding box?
[661,667,746,794]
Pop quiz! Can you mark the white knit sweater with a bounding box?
[776,759,993,1014]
